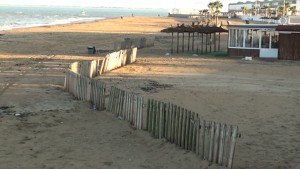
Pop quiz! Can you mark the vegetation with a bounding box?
[199,1,223,24]
[241,6,248,15]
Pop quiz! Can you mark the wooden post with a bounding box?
[196,32,200,53]
[228,126,238,169]
[214,33,216,52]
[209,33,212,53]
[203,120,210,160]
[208,121,215,162]
[205,33,208,54]
[174,105,178,145]
[213,123,220,163]
[218,123,225,164]
[196,116,200,155]
[181,108,186,149]
[182,32,185,52]
[192,32,195,51]
[184,109,190,149]
[177,32,179,53]
[147,99,151,131]
[177,107,182,147]
[151,100,157,137]
[222,124,231,166]
[188,32,190,52]
[170,104,175,143]
[171,32,174,54]
[201,33,204,54]
[165,103,170,140]
[218,32,221,51]
[192,112,197,153]
[171,104,176,143]
[189,112,195,151]
[159,101,163,139]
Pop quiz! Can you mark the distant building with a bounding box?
[228,0,300,15]
[168,8,228,18]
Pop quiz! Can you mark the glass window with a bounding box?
[261,31,270,48]
[229,29,236,47]
[271,32,279,48]
[236,29,244,47]
[252,30,259,48]
[245,29,252,48]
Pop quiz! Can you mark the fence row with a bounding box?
[69,47,137,79]
[100,48,137,74]
[64,69,106,110]
[104,87,239,169]
[114,37,155,51]
[107,86,144,129]
[64,46,239,168]
[146,99,238,169]
[70,60,99,78]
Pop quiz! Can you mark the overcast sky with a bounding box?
[0,0,237,11]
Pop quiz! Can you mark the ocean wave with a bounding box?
[0,17,104,31]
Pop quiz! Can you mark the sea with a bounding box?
[0,5,168,31]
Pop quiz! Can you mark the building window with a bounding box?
[229,29,237,47]
[261,31,270,48]
[253,30,260,48]
[271,32,279,48]
[245,29,252,47]
[237,29,244,47]
[229,28,260,48]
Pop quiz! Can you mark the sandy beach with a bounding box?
[0,16,300,169]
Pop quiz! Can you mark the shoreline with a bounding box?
[0,17,106,32]
[1,16,182,34]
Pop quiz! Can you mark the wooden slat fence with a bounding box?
[90,79,106,111]
[107,86,144,130]
[79,60,98,78]
[114,37,155,51]
[100,48,137,74]
[75,74,91,101]
[64,69,106,110]
[146,99,239,169]
[64,69,78,96]
[64,46,239,168]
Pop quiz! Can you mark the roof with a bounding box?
[227,24,278,29]
[161,24,228,34]
[276,25,300,32]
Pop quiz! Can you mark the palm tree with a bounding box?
[289,6,297,16]
[241,6,247,15]
[284,2,291,15]
[277,6,284,17]
[213,1,223,24]
[262,5,271,17]
[208,2,215,22]
[203,9,209,22]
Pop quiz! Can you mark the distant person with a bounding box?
[158,14,160,17]
[121,16,123,19]
[132,13,134,17]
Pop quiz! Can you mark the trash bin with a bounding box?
[87,46,96,54]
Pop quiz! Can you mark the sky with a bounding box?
[0,0,237,11]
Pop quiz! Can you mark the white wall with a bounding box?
[228,3,253,11]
